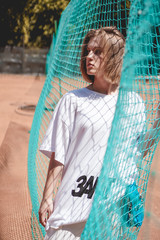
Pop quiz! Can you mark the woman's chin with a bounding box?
[87,70,96,76]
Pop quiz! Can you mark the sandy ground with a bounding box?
[0,74,45,240]
[0,74,159,240]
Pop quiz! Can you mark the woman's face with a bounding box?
[86,36,105,77]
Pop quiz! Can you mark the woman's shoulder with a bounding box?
[68,87,89,96]
[127,91,144,104]
[56,88,88,108]
[61,87,89,100]
[127,91,146,113]
[119,90,145,116]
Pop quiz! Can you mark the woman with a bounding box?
[39,26,160,239]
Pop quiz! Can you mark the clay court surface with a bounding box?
[0,74,159,240]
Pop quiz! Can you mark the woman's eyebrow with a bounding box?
[87,46,102,51]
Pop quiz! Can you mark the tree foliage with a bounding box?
[0,0,26,46]
[0,0,70,48]
[0,0,131,48]
[21,0,70,47]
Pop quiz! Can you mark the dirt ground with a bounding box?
[0,74,45,240]
[0,74,159,240]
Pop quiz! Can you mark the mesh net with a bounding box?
[45,33,56,75]
[28,0,160,239]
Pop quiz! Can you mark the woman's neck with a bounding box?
[88,79,119,95]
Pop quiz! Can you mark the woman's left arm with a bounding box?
[142,102,160,158]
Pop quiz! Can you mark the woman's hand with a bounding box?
[39,198,53,227]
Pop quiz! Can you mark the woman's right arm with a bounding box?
[38,152,63,227]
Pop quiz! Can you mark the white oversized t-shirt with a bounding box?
[39,87,145,230]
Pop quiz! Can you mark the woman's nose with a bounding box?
[87,50,94,59]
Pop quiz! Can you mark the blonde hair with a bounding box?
[80,26,125,84]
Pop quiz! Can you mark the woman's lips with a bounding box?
[87,63,94,68]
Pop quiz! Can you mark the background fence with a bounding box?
[0,46,48,74]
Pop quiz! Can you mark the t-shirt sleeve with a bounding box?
[39,93,75,165]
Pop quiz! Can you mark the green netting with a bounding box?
[45,33,56,75]
[28,0,160,239]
